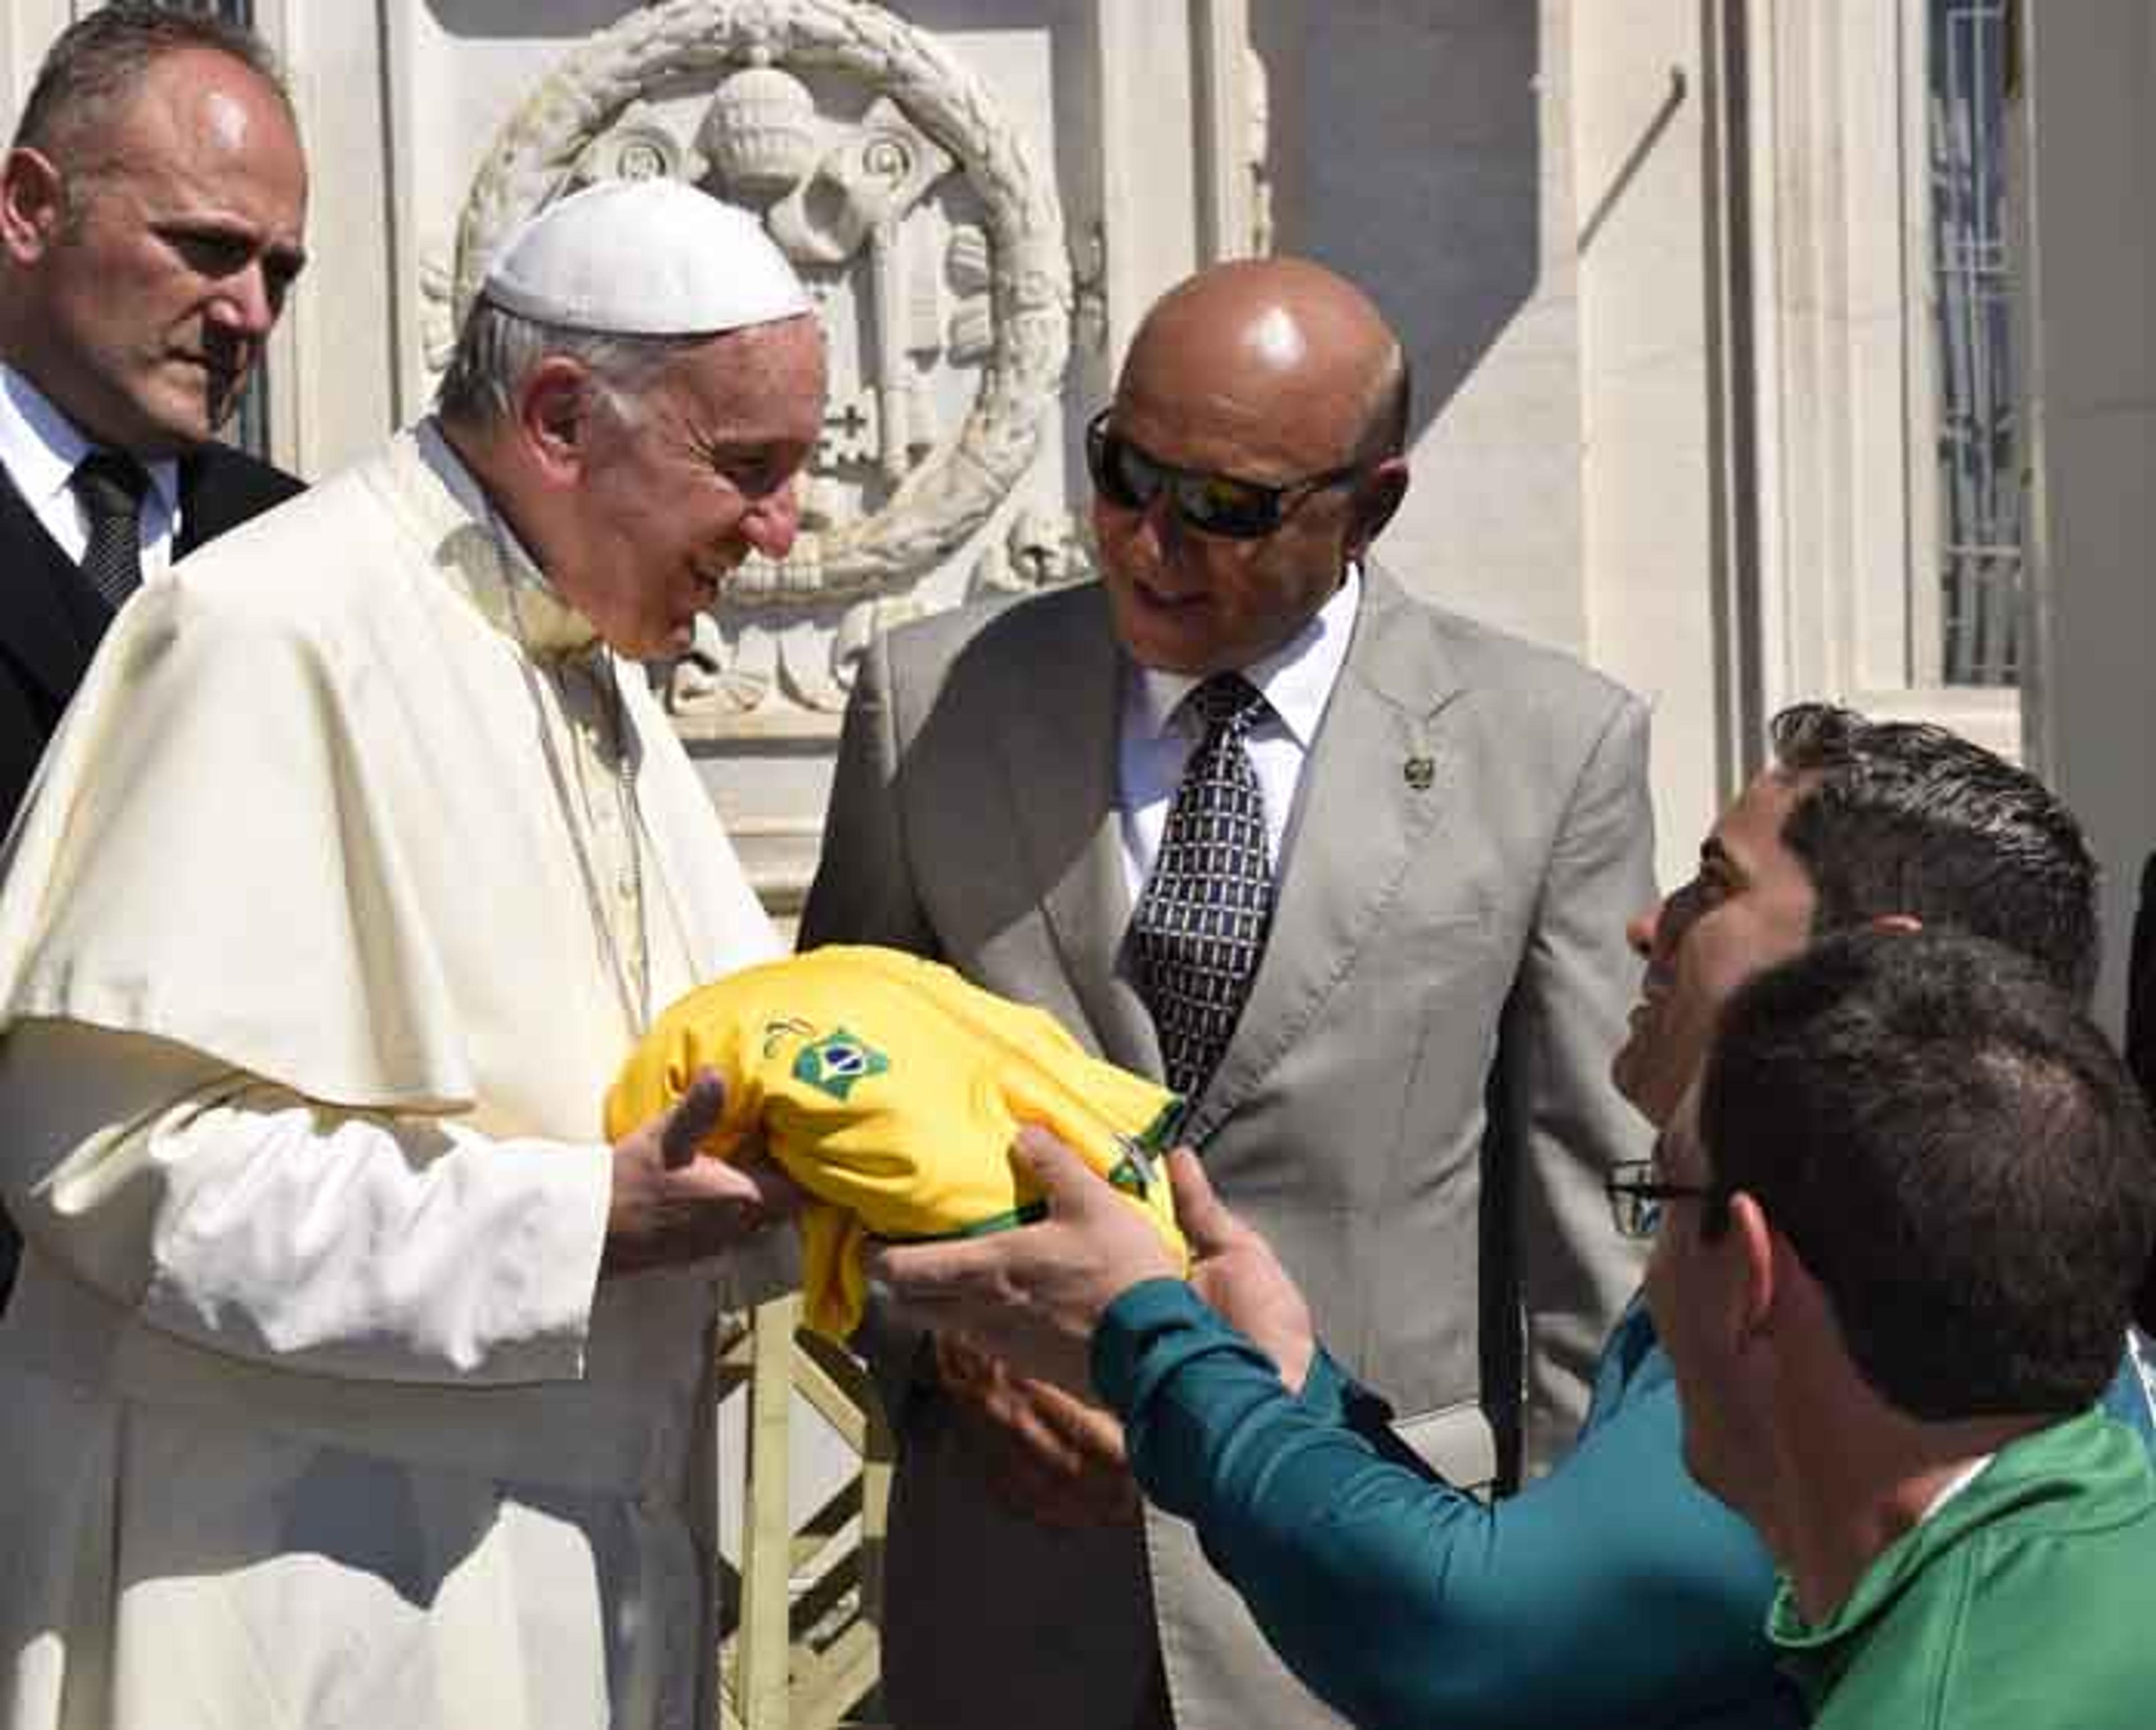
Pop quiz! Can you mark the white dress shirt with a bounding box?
[1116,563,1361,904]
[0,363,180,575]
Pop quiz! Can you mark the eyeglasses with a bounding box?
[1084,409,1365,541]
[1606,1160,1714,1240]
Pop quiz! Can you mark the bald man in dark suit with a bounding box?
[0,5,307,823]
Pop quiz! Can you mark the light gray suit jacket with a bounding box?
[800,567,1652,1730]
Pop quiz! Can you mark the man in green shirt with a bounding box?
[1652,930,2156,1728]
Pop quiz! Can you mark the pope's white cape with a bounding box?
[0,425,782,1730]
[0,423,774,1111]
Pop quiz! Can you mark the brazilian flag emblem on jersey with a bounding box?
[792,1028,891,1100]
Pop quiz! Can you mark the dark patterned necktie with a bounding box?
[71,450,150,608]
[1130,672,1276,1101]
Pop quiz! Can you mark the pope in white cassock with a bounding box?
[0,180,827,1730]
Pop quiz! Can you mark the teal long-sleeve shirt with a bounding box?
[1093,1281,2156,1730]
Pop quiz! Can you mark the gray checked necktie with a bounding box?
[1130,672,1276,1101]
[71,450,150,609]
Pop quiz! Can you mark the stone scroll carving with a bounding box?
[449,0,1073,733]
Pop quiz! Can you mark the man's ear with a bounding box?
[515,357,597,486]
[1725,1191,1780,1348]
[0,148,67,266]
[1346,455,1409,557]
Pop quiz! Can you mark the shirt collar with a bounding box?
[413,417,600,657]
[1914,1452,1995,1525]
[1133,562,1362,745]
[0,363,182,521]
[1765,1408,2136,1709]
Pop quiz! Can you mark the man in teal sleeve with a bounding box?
[873,703,2156,1728]
[1089,1274,1781,1728]
[1656,932,2156,1727]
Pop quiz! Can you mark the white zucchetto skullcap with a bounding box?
[481,179,811,337]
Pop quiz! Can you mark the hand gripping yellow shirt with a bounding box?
[606,945,1190,1337]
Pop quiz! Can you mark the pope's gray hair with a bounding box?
[435,297,705,430]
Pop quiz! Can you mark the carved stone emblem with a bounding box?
[967,504,1094,602]
[450,0,1072,731]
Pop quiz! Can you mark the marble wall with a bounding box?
[5,1,2148,994]
[2016,1,2156,1036]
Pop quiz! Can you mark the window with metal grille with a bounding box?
[1929,0,2021,686]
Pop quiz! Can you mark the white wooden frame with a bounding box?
[1743,0,2021,762]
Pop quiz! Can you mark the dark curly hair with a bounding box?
[1769,702,2098,1004]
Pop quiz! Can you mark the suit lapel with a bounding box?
[0,463,102,713]
[177,446,244,555]
[995,588,1163,1077]
[1190,566,1465,1134]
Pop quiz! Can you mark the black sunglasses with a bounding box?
[1084,409,1365,541]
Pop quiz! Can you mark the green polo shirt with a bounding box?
[1773,1409,2156,1728]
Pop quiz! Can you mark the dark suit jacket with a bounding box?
[801,569,1654,1730]
[0,440,302,827]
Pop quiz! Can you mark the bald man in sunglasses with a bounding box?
[801,257,1655,1730]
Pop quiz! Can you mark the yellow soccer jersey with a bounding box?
[605,945,1190,1338]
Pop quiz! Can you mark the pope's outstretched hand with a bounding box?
[605,1068,803,1275]
[867,1126,1317,1396]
